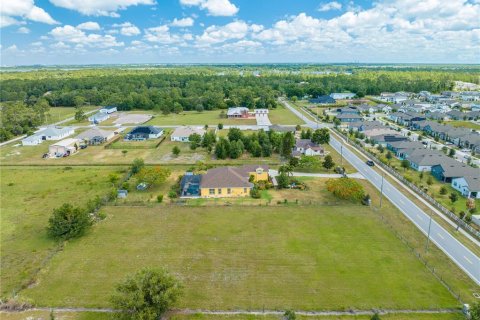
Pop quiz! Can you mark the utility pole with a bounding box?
[425,213,432,254]
[379,173,384,208]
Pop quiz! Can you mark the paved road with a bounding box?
[280,98,480,286]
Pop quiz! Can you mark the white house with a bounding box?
[451,176,480,199]
[99,106,117,114]
[88,112,110,124]
[21,135,43,146]
[49,138,80,156]
[291,139,325,157]
[22,126,74,146]
[171,126,206,142]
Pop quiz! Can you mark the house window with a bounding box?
[218,188,222,194]
[209,189,215,195]
[227,188,231,194]
[244,188,247,193]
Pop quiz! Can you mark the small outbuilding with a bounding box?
[49,138,80,156]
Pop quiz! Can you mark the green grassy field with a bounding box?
[23,204,458,310]
[45,106,98,124]
[0,166,124,297]
[0,311,465,320]
[447,120,480,130]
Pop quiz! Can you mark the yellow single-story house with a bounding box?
[199,165,269,198]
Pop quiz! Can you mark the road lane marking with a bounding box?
[436,233,444,240]
[416,214,423,221]
[464,256,473,264]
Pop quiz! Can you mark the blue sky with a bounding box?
[1,0,479,65]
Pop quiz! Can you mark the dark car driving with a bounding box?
[366,160,375,166]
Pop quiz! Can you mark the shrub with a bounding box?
[47,204,92,240]
[250,187,261,199]
[111,268,182,320]
[121,181,130,191]
[157,195,164,203]
[326,178,365,202]
[439,186,447,195]
[168,190,177,199]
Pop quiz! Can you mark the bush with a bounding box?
[47,204,92,240]
[326,178,365,202]
[121,181,130,191]
[111,268,182,320]
[168,190,177,199]
[439,186,447,195]
[250,187,261,199]
[157,195,164,203]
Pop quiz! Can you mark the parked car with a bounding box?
[366,160,375,166]
[80,144,88,149]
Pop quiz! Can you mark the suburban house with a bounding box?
[88,111,110,124]
[407,149,448,172]
[336,113,364,123]
[349,121,386,132]
[330,92,356,100]
[227,107,251,118]
[198,165,269,198]
[369,133,408,146]
[125,126,163,140]
[99,106,118,114]
[426,111,448,121]
[22,126,74,146]
[446,110,466,120]
[75,127,115,145]
[386,141,425,159]
[171,126,206,142]
[309,95,336,104]
[452,175,480,199]
[21,135,43,146]
[49,138,80,156]
[431,160,478,183]
[292,139,325,157]
[336,106,360,114]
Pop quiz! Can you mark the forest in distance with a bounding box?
[0,64,479,141]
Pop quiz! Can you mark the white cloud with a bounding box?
[50,25,124,48]
[318,1,342,12]
[113,22,141,36]
[5,44,19,52]
[171,17,194,27]
[17,27,31,33]
[180,0,238,16]
[77,21,101,30]
[49,0,155,17]
[144,25,185,44]
[1,0,58,27]
[196,21,249,45]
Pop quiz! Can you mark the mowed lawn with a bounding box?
[0,166,123,296]
[23,205,457,310]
